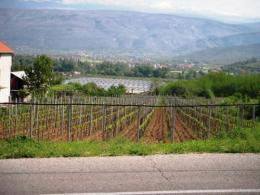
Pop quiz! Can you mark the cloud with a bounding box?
[61,0,260,19]
[21,0,54,2]
[17,0,260,21]
[150,2,174,10]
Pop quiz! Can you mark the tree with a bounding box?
[24,55,54,94]
[107,85,127,96]
[12,55,34,71]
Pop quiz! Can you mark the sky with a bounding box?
[1,0,260,23]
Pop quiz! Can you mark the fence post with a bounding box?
[0,107,3,139]
[29,99,34,139]
[173,106,176,142]
[79,104,82,140]
[170,105,173,142]
[8,103,11,139]
[207,105,211,139]
[102,103,107,141]
[90,104,93,136]
[67,96,72,141]
[104,104,107,140]
[237,105,240,128]
[241,105,244,128]
[124,103,127,122]
[116,106,120,134]
[36,100,39,141]
[14,98,18,138]
[137,106,141,142]
[61,99,65,136]
[253,105,256,127]
[225,106,229,131]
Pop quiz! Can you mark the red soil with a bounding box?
[120,118,138,141]
[144,108,169,143]
[174,114,196,142]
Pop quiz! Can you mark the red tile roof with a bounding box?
[0,41,14,54]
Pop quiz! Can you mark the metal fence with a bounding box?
[0,97,259,142]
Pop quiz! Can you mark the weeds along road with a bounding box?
[0,154,260,195]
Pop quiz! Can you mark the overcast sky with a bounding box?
[1,0,260,23]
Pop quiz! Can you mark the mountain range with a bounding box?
[178,44,260,65]
[1,8,260,63]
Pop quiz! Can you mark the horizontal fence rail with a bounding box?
[0,102,259,107]
[0,96,259,142]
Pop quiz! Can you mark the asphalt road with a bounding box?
[0,154,260,195]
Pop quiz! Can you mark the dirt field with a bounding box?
[0,107,209,143]
[120,118,138,141]
[174,114,196,142]
[143,108,169,143]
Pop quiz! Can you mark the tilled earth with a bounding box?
[143,108,169,143]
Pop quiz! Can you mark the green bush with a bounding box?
[49,82,127,97]
[160,73,260,99]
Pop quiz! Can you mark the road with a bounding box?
[0,154,260,195]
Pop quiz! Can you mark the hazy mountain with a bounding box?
[0,8,260,58]
[180,44,260,64]
[242,22,260,32]
[222,58,260,74]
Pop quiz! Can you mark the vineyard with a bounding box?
[0,95,259,143]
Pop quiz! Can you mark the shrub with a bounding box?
[160,73,260,99]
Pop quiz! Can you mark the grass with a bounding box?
[0,126,260,159]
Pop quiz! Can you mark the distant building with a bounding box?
[73,71,81,76]
[11,71,26,101]
[0,42,13,103]
[185,64,194,68]
[170,70,183,74]
[128,63,135,68]
[154,64,169,69]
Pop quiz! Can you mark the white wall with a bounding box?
[0,54,12,103]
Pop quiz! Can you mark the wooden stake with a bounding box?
[137,106,141,142]
[67,96,72,141]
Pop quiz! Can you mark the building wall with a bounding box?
[0,54,12,103]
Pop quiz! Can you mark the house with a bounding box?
[0,42,13,103]
[11,71,26,101]
[153,64,169,69]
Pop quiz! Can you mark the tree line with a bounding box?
[222,57,260,74]
[12,55,170,78]
[50,83,126,97]
[159,73,260,100]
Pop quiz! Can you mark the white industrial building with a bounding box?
[0,41,13,103]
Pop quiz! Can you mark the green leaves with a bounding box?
[24,55,54,94]
[160,73,260,99]
[50,83,127,96]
